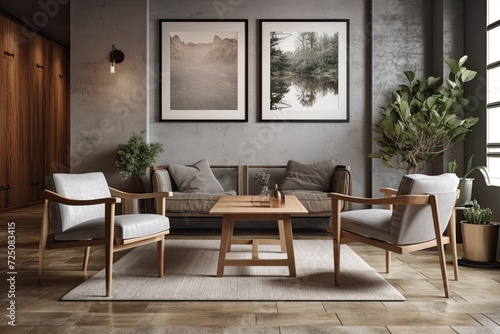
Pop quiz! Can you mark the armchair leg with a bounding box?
[436,237,450,298]
[105,246,114,297]
[333,237,341,286]
[157,237,165,278]
[448,209,459,281]
[83,246,91,271]
[385,250,391,273]
[38,200,49,285]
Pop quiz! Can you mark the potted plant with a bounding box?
[370,55,479,174]
[460,200,499,266]
[447,155,491,205]
[116,130,164,191]
[116,130,164,213]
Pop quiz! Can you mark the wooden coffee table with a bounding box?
[209,195,308,277]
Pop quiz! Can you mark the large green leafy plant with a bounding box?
[370,56,479,174]
[116,130,164,180]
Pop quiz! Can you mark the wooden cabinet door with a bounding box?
[27,34,46,202]
[44,41,69,176]
[0,15,29,208]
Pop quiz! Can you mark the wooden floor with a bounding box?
[1,204,500,334]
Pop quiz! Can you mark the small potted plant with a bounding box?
[447,155,490,205]
[460,200,499,265]
[116,130,164,183]
[254,172,271,204]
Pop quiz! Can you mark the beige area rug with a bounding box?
[61,239,405,301]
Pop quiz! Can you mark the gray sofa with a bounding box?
[151,160,351,219]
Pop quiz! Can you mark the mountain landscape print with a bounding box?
[170,32,238,110]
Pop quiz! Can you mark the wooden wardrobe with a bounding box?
[0,12,69,210]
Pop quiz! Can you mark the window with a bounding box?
[487,0,500,186]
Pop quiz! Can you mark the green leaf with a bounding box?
[445,58,460,74]
[404,71,415,82]
[458,55,468,67]
[427,76,441,86]
[461,69,477,82]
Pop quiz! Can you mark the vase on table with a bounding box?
[260,186,270,206]
[270,184,285,208]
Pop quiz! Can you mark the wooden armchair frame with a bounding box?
[329,189,459,298]
[38,188,171,297]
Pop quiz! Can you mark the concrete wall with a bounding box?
[70,0,492,212]
[70,0,148,188]
[148,0,369,197]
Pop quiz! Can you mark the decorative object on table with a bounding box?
[370,55,479,174]
[459,199,500,268]
[159,19,248,121]
[448,155,490,206]
[270,184,285,208]
[259,19,349,122]
[254,171,271,205]
[116,130,164,212]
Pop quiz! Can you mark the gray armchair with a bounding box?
[38,172,171,297]
[328,173,459,298]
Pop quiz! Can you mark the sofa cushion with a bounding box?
[166,191,237,213]
[282,190,331,214]
[167,160,225,193]
[280,160,336,192]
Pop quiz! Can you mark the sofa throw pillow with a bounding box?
[167,160,225,193]
[280,160,336,192]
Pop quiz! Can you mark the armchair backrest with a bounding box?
[391,173,458,245]
[45,172,111,238]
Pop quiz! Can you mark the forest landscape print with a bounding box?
[160,20,247,121]
[260,20,348,121]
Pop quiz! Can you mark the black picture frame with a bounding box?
[259,19,349,122]
[159,19,248,122]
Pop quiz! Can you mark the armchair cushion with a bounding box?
[340,209,393,241]
[280,160,336,192]
[167,160,225,193]
[55,214,171,241]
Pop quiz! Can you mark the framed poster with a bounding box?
[160,19,248,121]
[259,19,349,122]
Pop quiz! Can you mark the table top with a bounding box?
[209,195,308,215]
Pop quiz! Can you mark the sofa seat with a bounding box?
[166,191,237,213]
[282,190,331,214]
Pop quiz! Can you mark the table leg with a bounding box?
[226,219,235,252]
[277,220,287,253]
[217,216,233,277]
[282,215,296,277]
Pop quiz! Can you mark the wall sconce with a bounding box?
[110,45,124,74]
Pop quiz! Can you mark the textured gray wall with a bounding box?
[70,0,148,188]
[148,0,369,198]
[70,0,494,212]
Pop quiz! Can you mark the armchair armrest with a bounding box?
[43,189,118,206]
[328,192,432,206]
[108,188,171,215]
[109,188,172,200]
[379,187,398,209]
